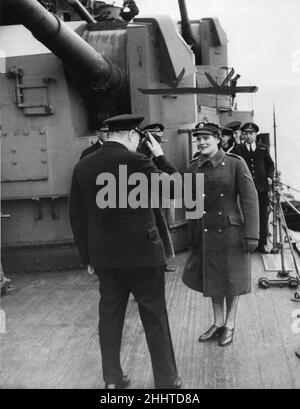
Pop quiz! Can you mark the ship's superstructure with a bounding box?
[0,0,255,273]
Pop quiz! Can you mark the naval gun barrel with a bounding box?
[6,0,121,91]
[178,0,196,46]
[67,0,97,24]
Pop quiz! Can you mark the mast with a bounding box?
[273,102,279,180]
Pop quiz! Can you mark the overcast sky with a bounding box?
[115,0,300,196]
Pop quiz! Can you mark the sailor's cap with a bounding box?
[103,114,144,131]
[141,123,164,133]
[241,122,259,133]
[222,127,234,137]
[225,121,241,132]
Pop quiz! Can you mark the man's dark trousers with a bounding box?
[258,190,269,246]
[97,266,177,389]
[235,143,274,247]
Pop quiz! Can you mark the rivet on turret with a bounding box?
[40,129,45,135]
[41,159,47,164]
[23,130,29,135]
[11,148,16,153]
[12,161,18,165]
[41,146,46,151]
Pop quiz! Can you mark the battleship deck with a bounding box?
[1,250,300,389]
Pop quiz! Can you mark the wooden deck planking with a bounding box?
[1,251,300,389]
[1,289,79,386]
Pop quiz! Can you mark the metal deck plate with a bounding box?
[262,253,296,272]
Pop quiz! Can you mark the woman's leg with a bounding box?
[211,296,225,327]
[224,296,239,329]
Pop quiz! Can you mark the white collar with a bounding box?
[246,141,256,151]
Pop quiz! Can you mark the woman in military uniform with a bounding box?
[182,123,259,346]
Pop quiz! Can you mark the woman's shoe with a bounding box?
[198,325,223,342]
[219,327,234,346]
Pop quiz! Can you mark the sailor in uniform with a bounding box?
[139,123,176,267]
[236,122,275,253]
[220,126,238,153]
[225,121,243,145]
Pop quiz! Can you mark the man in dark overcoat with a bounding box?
[69,114,181,389]
[80,127,108,160]
[237,122,275,253]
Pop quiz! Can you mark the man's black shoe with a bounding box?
[169,376,182,389]
[105,375,131,389]
[157,376,182,389]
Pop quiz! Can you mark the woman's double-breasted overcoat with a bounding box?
[182,148,259,296]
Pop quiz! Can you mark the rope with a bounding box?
[278,191,300,216]
[279,182,300,195]
[288,230,300,244]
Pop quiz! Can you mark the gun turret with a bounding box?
[4,0,122,91]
